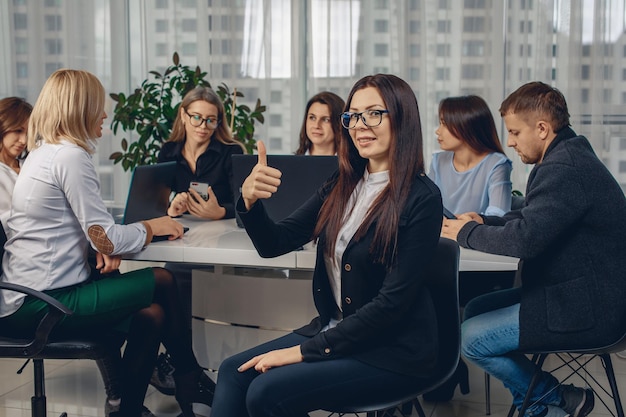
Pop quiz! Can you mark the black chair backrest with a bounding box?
[424,237,461,382]
[0,225,6,274]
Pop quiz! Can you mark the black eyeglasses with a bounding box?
[185,110,220,129]
[341,109,389,129]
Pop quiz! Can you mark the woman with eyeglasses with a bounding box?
[158,86,246,220]
[295,91,345,156]
[210,74,443,417]
[154,86,246,396]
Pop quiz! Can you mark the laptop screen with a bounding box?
[231,154,338,226]
[122,161,177,224]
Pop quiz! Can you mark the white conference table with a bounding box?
[126,216,519,373]
[127,216,519,272]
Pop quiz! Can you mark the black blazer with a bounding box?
[237,171,443,377]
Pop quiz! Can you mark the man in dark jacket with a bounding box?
[442,82,626,417]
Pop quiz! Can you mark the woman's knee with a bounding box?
[218,354,243,378]
[134,304,165,331]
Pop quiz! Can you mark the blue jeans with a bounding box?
[462,288,561,417]
[211,332,429,417]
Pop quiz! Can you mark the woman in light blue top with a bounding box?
[425,94,513,404]
[429,95,512,217]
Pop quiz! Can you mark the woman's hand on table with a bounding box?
[238,345,303,374]
[168,193,188,217]
[145,216,185,240]
[186,186,226,220]
[241,140,282,211]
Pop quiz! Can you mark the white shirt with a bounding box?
[0,160,19,231]
[0,141,148,317]
[323,169,389,329]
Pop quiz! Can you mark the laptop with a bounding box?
[122,162,182,241]
[231,154,338,227]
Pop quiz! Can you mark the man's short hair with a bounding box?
[499,81,570,132]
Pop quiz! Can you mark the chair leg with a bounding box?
[602,354,625,417]
[485,372,491,415]
[518,354,548,417]
[31,359,47,417]
[414,398,427,417]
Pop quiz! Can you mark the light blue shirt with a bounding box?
[428,151,512,217]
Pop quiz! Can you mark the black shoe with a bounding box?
[107,405,156,417]
[422,359,470,402]
[560,385,595,417]
[174,369,216,417]
[150,352,176,396]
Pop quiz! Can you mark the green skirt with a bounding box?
[0,267,155,336]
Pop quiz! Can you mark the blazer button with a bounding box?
[324,347,331,354]
[345,297,352,304]
[344,264,351,271]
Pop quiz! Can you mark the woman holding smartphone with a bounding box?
[158,86,246,220]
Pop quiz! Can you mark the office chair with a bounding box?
[324,237,460,417]
[506,333,626,417]
[0,226,113,417]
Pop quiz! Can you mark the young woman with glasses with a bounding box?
[210,74,443,416]
[158,86,246,220]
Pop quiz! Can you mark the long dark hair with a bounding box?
[295,91,345,155]
[439,95,503,154]
[313,74,424,267]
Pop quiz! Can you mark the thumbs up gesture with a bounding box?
[242,141,283,210]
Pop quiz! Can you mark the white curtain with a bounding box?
[1,0,625,205]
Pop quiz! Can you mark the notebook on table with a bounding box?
[121,161,187,241]
[231,154,338,227]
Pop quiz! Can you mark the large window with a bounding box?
[1,0,625,204]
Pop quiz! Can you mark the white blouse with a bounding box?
[0,141,149,317]
[323,169,389,329]
[0,160,19,231]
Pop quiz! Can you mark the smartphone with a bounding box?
[189,181,209,201]
[443,207,457,219]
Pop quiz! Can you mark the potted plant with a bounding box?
[109,52,266,171]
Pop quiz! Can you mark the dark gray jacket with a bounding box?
[458,127,626,351]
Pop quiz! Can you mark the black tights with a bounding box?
[120,267,200,416]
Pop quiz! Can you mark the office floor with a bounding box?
[1,354,623,417]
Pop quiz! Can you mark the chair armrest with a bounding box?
[0,282,74,357]
[0,282,73,315]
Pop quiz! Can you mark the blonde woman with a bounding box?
[0,69,214,417]
[158,86,245,220]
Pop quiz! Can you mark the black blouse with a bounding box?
[158,139,244,219]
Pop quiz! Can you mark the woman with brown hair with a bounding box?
[295,91,344,156]
[0,97,32,227]
[211,74,443,416]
